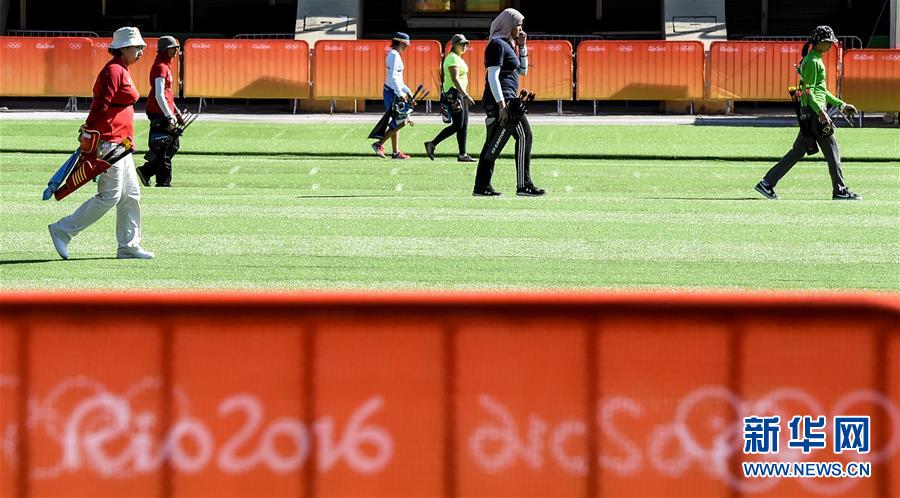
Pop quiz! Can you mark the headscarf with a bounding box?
[489,8,524,44]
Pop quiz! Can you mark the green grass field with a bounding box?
[1,119,898,291]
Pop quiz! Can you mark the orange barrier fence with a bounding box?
[312,40,442,101]
[1,293,898,498]
[0,37,95,97]
[576,41,705,100]
[90,38,181,98]
[708,41,841,101]
[841,49,900,112]
[443,40,573,101]
[520,40,573,100]
[183,39,309,99]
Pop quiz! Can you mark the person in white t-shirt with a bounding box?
[371,32,413,160]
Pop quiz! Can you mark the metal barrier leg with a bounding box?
[198,98,205,114]
[330,98,335,115]
[593,100,597,116]
[557,99,562,116]
[64,96,78,112]
[426,100,431,115]
[292,99,298,115]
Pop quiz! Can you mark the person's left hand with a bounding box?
[842,103,858,118]
[517,31,527,48]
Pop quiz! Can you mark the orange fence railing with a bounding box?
[576,41,705,100]
[5,37,899,110]
[90,38,181,98]
[0,37,95,97]
[841,49,900,112]
[312,40,442,101]
[708,41,841,101]
[520,40,574,100]
[183,38,309,99]
[1,293,898,498]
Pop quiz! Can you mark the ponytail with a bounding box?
[802,41,812,57]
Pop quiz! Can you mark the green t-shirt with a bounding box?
[442,51,468,93]
[799,50,843,114]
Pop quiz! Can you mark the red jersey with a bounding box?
[85,57,139,143]
[146,56,175,117]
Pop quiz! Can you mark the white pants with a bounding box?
[55,142,142,250]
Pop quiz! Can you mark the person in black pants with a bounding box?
[473,8,544,197]
[425,34,475,162]
[755,26,861,201]
[137,36,182,187]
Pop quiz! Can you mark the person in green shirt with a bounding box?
[755,25,861,201]
[424,34,476,162]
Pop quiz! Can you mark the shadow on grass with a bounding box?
[0,257,117,265]
[647,197,762,201]
[4,149,898,163]
[294,194,399,199]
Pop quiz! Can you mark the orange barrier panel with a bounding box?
[1,292,898,497]
[841,49,900,112]
[576,41,705,101]
[312,39,441,101]
[0,37,95,97]
[183,39,309,99]
[443,40,573,101]
[708,41,841,101]
[90,38,181,98]
[519,40,573,100]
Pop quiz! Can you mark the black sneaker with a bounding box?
[424,141,436,160]
[754,181,778,199]
[832,188,862,200]
[516,184,546,197]
[472,186,502,197]
[457,154,476,163]
[136,166,152,187]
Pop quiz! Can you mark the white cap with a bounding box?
[110,27,146,49]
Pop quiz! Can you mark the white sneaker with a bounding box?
[117,247,155,259]
[48,223,69,260]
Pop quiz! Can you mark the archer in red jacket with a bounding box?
[137,36,182,188]
[48,27,155,260]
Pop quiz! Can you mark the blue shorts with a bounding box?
[383,86,400,130]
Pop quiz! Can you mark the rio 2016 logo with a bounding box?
[1,376,896,496]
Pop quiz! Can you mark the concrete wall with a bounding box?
[663,0,727,49]
[295,0,360,42]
